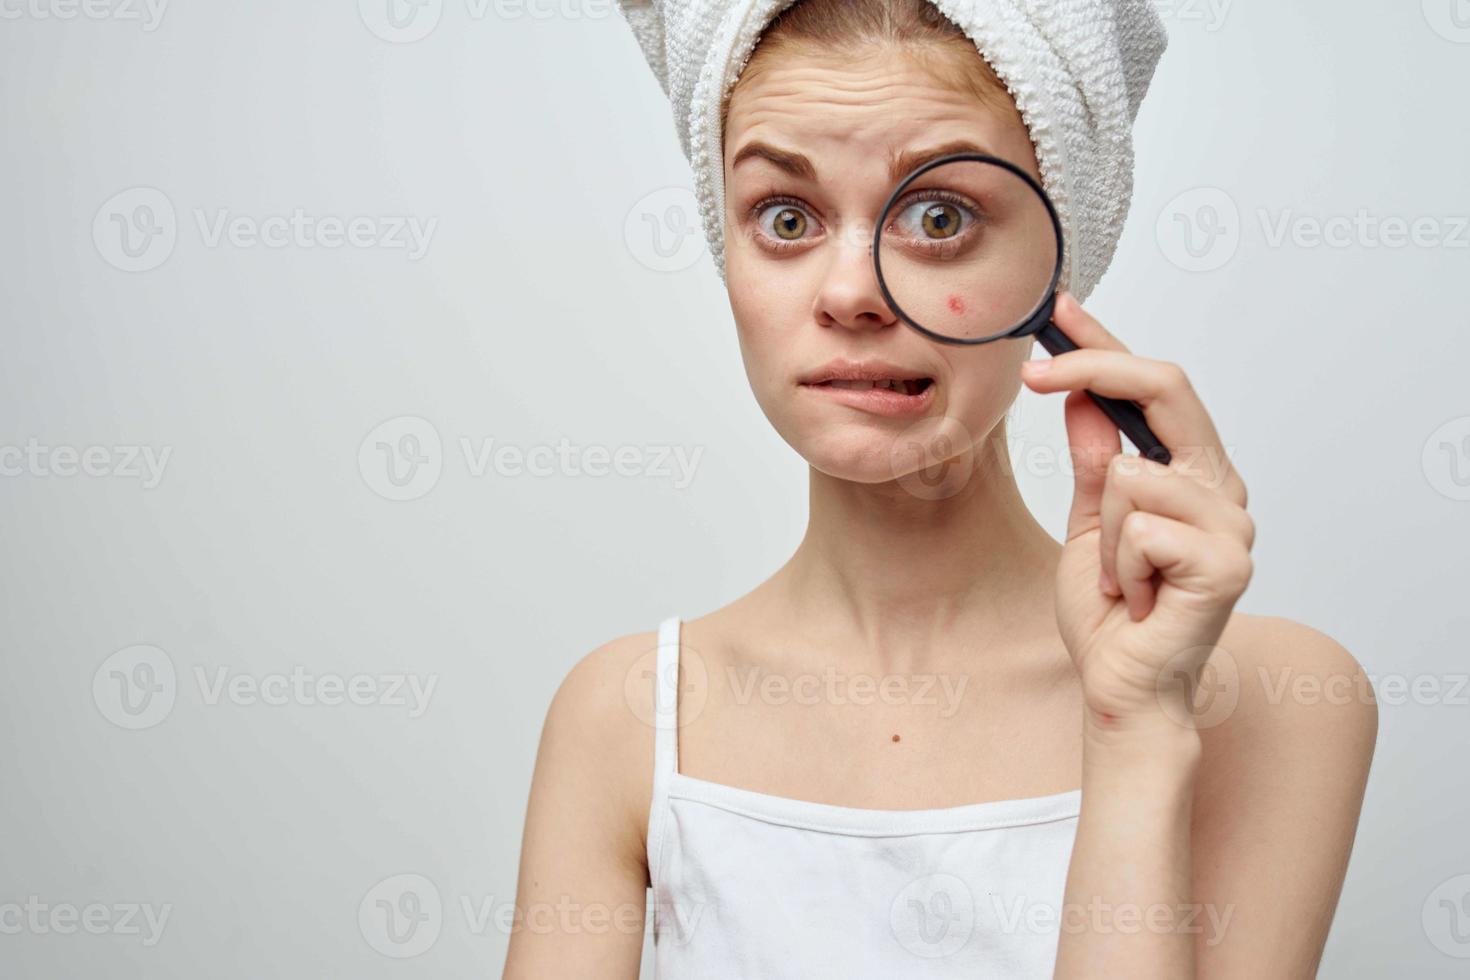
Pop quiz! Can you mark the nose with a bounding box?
[812,234,897,334]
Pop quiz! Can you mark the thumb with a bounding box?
[1062,388,1122,542]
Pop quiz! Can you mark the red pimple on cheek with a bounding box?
[947,294,967,315]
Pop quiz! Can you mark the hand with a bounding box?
[1019,293,1255,729]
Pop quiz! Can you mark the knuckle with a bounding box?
[1120,509,1153,541]
[1236,510,1257,549]
[1156,361,1191,394]
[1216,549,1254,596]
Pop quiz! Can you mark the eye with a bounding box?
[913,202,963,239]
[752,197,821,250]
[889,191,984,255]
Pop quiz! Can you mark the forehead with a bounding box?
[724,48,1034,179]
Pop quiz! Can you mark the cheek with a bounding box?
[726,250,806,382]
[725,240,1031,481]
[945,344,1031,421]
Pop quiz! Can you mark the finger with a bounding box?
[1099,455,1256,597]
[1052,291,1131,353]
[1061,388,1122,542]
[1115,512,1255,622]
[1020,348,1243,503]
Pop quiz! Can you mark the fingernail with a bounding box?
[1099,568,1116,595]
[1022,359,1050,375]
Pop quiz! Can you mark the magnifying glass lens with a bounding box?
[876,159,1060,343]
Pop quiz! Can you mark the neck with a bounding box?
[766,420,1062,667]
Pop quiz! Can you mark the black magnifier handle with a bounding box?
[1035,321,1172,465]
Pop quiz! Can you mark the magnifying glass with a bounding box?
[872,153,1171,465]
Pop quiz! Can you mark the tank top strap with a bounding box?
[647,615,682,888]
[653,614,682,777]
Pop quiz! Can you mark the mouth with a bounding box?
[798,365,937,417]
[812,377,934,396]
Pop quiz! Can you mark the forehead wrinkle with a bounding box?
[724,55,1039,195]
[728,107,991,188]
[726,66,1004,176]
[730,68,984,123]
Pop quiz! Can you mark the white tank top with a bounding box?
[647,615,1082,978]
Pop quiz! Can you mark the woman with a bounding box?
[504,0,1377,976]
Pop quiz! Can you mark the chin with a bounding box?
[773,409,983,488]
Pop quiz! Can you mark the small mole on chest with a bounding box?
[891,734,901,743]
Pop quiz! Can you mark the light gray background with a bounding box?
[1,1,1467,976]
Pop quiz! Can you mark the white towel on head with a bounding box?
[616,0,1167,301]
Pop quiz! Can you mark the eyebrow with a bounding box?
[729,138,994,185]
[888,139,993,184]
[730,140,818,181]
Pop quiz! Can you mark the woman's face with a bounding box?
[723,44,1042,485]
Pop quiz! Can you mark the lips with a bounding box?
[797,360,937,417]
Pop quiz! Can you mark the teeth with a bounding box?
[825,379,918,393]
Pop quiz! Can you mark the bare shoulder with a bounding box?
[1202,612,1379,776]
[536,628,663,862]
[1188,619,1379,976]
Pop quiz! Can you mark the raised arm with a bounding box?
[1023,295,1376,977]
